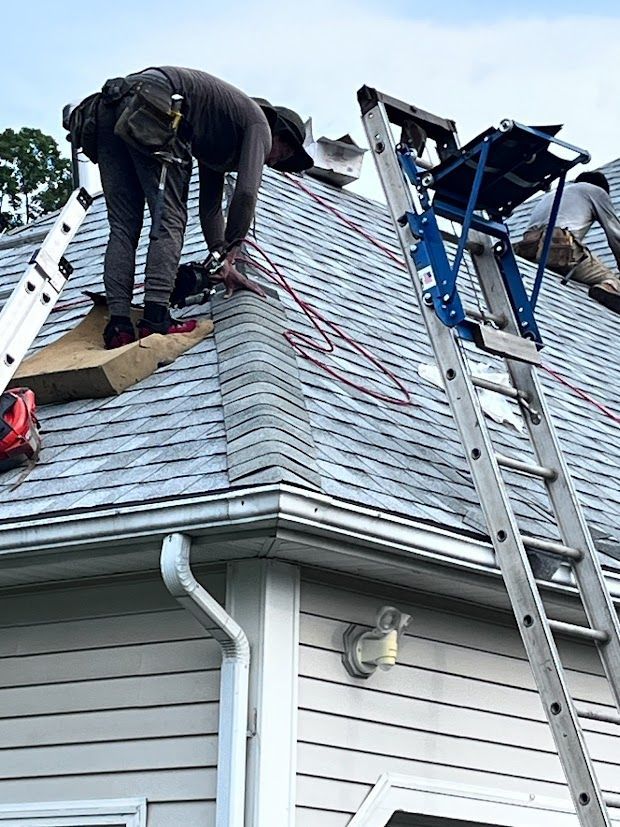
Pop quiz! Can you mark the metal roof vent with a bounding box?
[304,118,366,188]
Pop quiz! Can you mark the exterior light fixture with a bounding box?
[342,605,412,678]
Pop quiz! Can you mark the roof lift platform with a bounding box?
[359,86,590,363]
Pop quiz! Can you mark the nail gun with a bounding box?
[170,250,227,308]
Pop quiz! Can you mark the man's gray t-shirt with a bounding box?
[526,181,620,269]
[157,67,272,252]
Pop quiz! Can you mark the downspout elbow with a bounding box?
[161,532,250,662]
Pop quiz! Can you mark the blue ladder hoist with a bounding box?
[359,85,590,360]
[359,86,620,827]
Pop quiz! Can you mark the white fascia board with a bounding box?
[278,486,494,566]
[0,484,488,561]
[0,484,283,555]
[0,483,618,603]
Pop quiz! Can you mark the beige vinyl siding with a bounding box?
[0,571,224,826]
[297,577,620,824]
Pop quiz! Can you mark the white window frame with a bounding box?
[348,774,620,827]
[0,798,146,826]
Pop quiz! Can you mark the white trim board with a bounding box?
[348,775,620,827]
[0,798,146,826]
[227,560,300,827]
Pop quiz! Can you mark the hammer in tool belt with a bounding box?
[150,93,185,241]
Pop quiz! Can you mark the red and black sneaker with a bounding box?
[103,317,136,350]
[138,314,198,339]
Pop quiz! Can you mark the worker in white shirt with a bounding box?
[514,171,620,314]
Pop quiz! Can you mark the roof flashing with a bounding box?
[304,117,367,188]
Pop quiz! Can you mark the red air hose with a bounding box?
[241,239,412,406]
[284,173,620,427]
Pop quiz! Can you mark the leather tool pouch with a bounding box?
[546,228,575,272]
[513,231,541,263]
[514,227,576,273]
[64,92,101,163]
[113,79,180,154]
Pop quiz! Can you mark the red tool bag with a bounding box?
[0,388,41,470]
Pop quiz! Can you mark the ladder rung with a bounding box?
[521,536,584,562]
[575,704,620,725]
[495,453,557,481]
[465,307,507,328]
[605,792,620,809]
[548,619,610,644]
[472,375,522,400]
[471,324,542,365]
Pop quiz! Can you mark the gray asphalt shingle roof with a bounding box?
[0,163,619,565]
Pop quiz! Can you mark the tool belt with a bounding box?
[513,227,582,274]
[64,92,101,163]
[102,70,189,156]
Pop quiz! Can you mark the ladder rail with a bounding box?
[471,231,620,714]
[361,98,614,827]
[0,188,92,396]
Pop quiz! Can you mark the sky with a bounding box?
[1,0,620,201]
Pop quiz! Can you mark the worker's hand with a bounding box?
[213,258,266,299]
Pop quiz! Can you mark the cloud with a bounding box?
[171,2,620,198]
[1,0,619,201]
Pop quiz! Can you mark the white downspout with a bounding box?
[160,533,250,827]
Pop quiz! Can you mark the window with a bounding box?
[0,799,146,826]
[348,774,603,827]
[388,817,498,827]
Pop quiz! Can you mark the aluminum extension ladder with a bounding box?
[0,187,92,395]
[358,86,620,826]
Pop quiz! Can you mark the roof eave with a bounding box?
[1,483,618,608]
[0,481,484,557]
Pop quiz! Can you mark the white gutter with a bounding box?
[160,533,249,827]
[1,484,619,602]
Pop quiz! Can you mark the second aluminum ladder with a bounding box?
[358,86,620,827]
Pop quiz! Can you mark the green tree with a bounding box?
[0,127,73,229]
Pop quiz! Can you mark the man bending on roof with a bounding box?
[513,171,620,314]
[69,67,313,349]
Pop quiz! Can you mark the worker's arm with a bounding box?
[197,122,269,298]
[591,188,620,270]
[198,164,226,253]
[223,121,271,250]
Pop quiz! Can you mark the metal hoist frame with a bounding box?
[0,188,92,396]
[358,85,620,826]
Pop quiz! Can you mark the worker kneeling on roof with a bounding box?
[67,67,313,349]
[513,171,620,315]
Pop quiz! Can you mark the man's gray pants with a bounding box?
[97,99,192,317]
